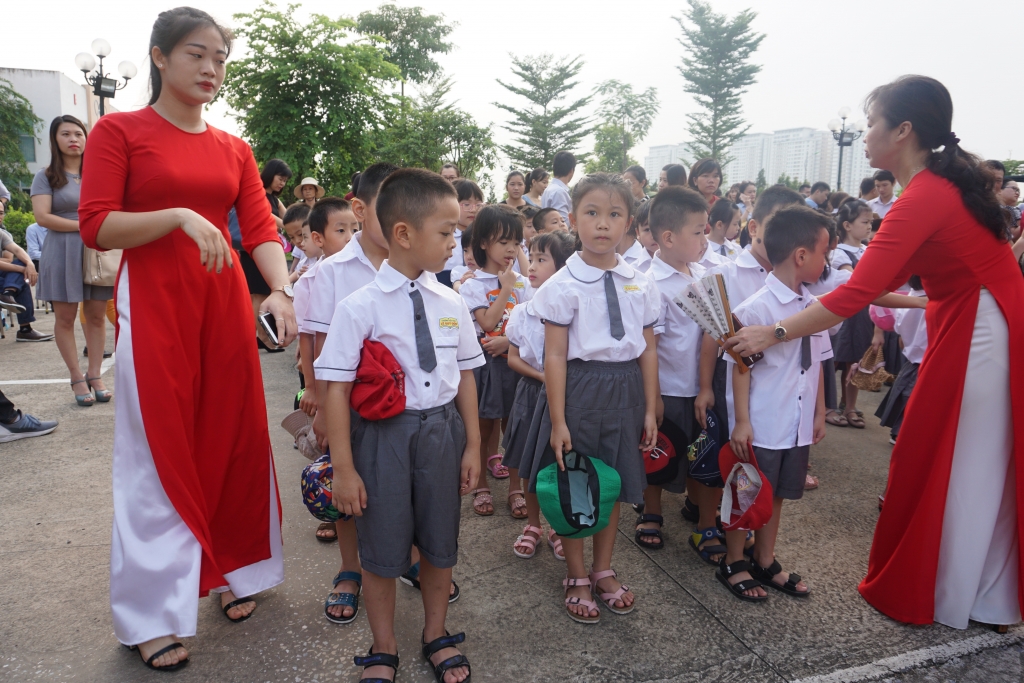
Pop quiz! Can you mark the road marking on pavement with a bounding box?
[0,354,115,385]
[791,626,1023,683]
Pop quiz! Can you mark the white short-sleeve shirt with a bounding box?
[459,270,532,335]
[894,289,928,364]
[697,242,730,270]
[830,243,865,270]
[530,252,660,362]
[649,256,706,398]
[506,301,546,373]
[313,261,485,410]
[293,256,322,335]
[726,274,834,449]
[707,238,741,261]
[443,228,465,271]
[304,232,377,334]
[707,248,770,309]
[622,240,653,273]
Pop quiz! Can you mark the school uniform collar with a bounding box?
[765,272,810,305]
[648,254,698,282]
[336,231,373,268]
[735,248,765,270]
[375,260,444,295]
[623,240,649,262]
[565,251,636,283]
[837,243,864,254]
[472,269,499,281]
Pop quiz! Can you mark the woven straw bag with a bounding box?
[849,346,894,392]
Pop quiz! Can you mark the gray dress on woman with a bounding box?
[31,168,114,303]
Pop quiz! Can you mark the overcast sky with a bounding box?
[4,0,1022,172]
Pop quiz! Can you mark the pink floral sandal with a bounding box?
[547,529,565,561]
[513,525,543,559]
[563,576,600,624]
[487,454,510,478]
[588,568,635,615]
[470,488,493,516]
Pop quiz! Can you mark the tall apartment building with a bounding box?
[643,143,689,186]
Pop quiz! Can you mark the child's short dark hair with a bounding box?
[570,173,635,221]
[471,204,524,268]
[530,230,576,270]
[356,162,399,203]
[552,151,576,177]
[308,197,351,235]
[376,168,458,243]
[461,225,473,250]
[634,200,652,228]
[764,206,831,265]
[752,185,803,224]
[647,186,707,237]
[519,205,539,220]
[533,207,558,232]
[873,169,896,184]
[453,178,483,203]
[283,203,311,226]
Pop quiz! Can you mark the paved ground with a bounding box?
[1,309,1020,683]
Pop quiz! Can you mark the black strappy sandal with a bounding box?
[634,513,665,550]
[750,558,810,597]
[353,647,399,683]
[422,631,471,683]
[222,595,256,622]
[715,557,768,603]
[127,642,189,672]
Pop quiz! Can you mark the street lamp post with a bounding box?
[75,39,137,118]
[828,107,866,192]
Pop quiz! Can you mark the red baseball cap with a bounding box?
[351,340,406,421]
[718,443,774,531]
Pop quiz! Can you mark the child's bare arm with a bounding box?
[454,369,482,495]
[311,331,330,445]
[473,266,517,331]
[298,333,318,416]
[813,367,827,444]
[694,333,719,428]
[323,381,365,516]
[507,345,544,383]
[544,323,571,469]
[730,363,753,460]
[639,327,659,450]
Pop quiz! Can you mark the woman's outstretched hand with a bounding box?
[724,324,778,357]
[178,209,234,273]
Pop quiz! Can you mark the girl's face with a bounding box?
[56,122,86,158]
[507,176,525,200]
[538,210,567,234]
[725,209,742,240]
[696,172,720,196]
[844,209,873,243]
[302,185,317,200]
[570,189,630,256]
[527,246,558,288]
[152,25,227,106]
[726,188,739,203]
[271,174,288,193]
[462,246,478,270]
[483,235,518,271]
[637,221,657,255]
[459,197,481,227]
[658,171,668,191]
[624,172,645,199]
[531,176,549,195]
[741,186,756,206]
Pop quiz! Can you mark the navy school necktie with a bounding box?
[409,288,437,372]
[604,271,625,341]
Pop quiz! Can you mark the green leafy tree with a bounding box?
[494,54,592,171]
[3,208,34,247]
[776,173,806,190]
[755,168,767,194]
[356,4,455,97]
[586,80,659,173]
[375,77,496,179]
[675,0,764,166]
[220,2,400,196]
[0,78,42,191]
[1002,159,1024,176]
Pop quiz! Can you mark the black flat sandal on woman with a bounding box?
[222,596,256,622]
[353,648,399,683]
[422,631,471,683]
[125,642,189,673]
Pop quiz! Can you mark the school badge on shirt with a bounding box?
[439,317,459,330]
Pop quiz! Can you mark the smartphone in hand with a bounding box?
[258,311,280,348]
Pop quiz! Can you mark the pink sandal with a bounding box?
[507,489,528,519]
[563,576,600,624]
[487,454,510,478]
[547,529,565,561]
[588,568,635,615]
[470,488,494,516]
[513,525,543,559]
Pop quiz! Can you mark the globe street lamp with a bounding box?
[828,107,866,192]
[75,39,136,118]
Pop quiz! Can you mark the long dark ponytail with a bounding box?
[866,75,1006,240]
[148,7,233,105]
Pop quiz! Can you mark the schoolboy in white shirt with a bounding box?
[719,206,833,602]
[317,168,483,683]
[637,187,710,554]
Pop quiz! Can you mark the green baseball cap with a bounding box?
[537,450,621,539]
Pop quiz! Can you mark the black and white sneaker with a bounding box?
[0,293,26,314]
[0,411,58,443]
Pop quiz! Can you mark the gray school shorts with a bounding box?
[350,401,467,578]
[752,445,810,500]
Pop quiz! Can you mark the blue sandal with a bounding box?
[325,570,362,624]
[422,631,471,683]
[353,647,399,683]
[71,379,94,407]
[634,513,665,550]
[689,527,728,566]
[86,376,112,402]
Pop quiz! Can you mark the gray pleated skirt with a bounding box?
[833,306,874,364]
[875,361,919,436]
[474,347,520,420]
[523,359,647,504]
[500,376,543,471]
[37,230,114,303]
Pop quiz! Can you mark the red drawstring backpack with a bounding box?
[718,442,774,531]
[350,340,406,420]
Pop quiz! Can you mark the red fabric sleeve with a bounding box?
[820,176,938,318]
[234,140,279,254]
[78,115,130,251]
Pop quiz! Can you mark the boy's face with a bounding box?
[749,201,801,262]
[538,211,567,234]
[284,220,304,247]
[400,196,462,273]
[657,211,707,264]
[795,227,831,282]
[321,209,359,256]
[570,189,630,256]
[637,221,657,254]
[297,224,321,257]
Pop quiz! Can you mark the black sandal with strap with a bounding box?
[131,642,190,672]
[222,596,256,623]
[750,558,810,597]
[353,647,400,683]
[634,513,665,550]
[689,527,728,566]
[715,557,768,603]
[422,631,471,683]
